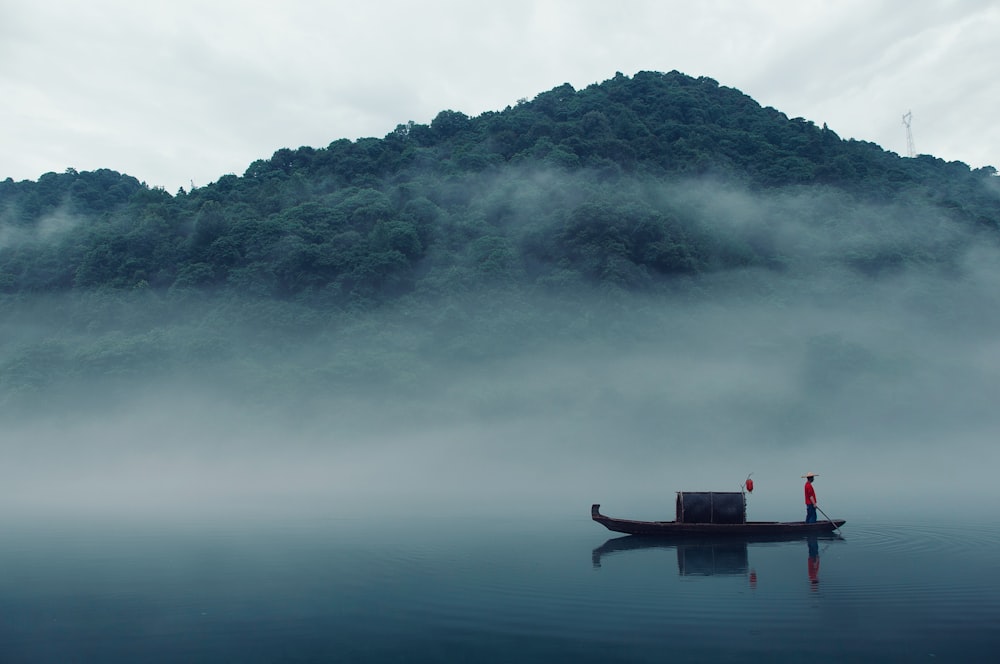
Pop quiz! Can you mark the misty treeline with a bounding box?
[2,70,999,411]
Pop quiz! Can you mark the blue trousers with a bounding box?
[806,504,817,523]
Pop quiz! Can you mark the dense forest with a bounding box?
[2,70,999,413]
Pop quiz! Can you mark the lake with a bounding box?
[0,512,997,663]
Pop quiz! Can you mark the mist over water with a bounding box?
[3,177,1000,526]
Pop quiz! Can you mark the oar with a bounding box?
[816,504,841,534]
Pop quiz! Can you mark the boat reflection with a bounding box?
[592,532,843,585]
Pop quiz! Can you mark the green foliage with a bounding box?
[2,69,998,310]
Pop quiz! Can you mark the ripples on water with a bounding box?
[0,515,997,662]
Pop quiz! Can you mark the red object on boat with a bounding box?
[745,478,754,493]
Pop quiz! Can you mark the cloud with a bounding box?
[2,1,997,194]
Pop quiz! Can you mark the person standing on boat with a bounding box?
[802,472,818,523]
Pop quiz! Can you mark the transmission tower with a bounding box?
[902,110,915,158]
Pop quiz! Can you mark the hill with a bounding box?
[2,70,999,416]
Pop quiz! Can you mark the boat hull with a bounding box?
[592,504,845,536]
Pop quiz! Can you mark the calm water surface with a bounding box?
[0,513,997,662]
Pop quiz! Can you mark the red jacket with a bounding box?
[804,482,817,506]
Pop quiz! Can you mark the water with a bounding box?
[0,513,997,663]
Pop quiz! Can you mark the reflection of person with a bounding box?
[807,536,820,588]
[802,472,819,523]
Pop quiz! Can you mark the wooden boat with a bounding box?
[592,503,845,536]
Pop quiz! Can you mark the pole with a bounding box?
[816,504,841,533]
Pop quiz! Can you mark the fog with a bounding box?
[3,177,1000,527]
[0,206,82,250]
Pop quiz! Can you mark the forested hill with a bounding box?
[2,69,999,307]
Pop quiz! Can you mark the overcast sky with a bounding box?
[2,0,997,193]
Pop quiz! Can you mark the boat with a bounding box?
[592,503,846,536]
